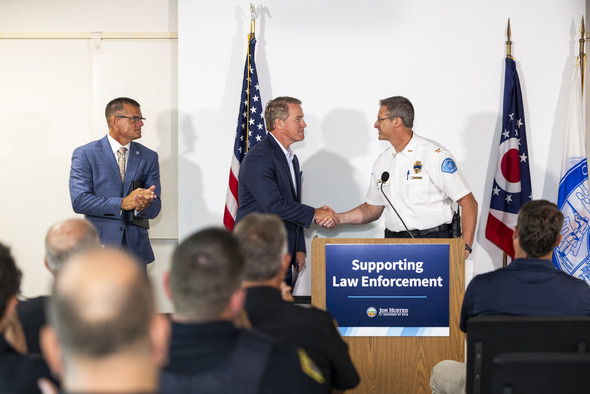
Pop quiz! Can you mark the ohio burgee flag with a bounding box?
[485,57,532,258]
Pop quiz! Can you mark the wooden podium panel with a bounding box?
[311,238,465,394]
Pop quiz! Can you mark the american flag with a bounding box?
[224,35,266,231]
[485,57,532,258]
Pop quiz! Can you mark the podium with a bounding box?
[311,238,465,394]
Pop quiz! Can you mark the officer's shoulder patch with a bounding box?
[297,348,325,384]
[441,158,457,174]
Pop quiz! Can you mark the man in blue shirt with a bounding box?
[431,200,590,394]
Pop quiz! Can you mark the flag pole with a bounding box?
[506,18,512,59]
[503,18,512,268]
[245,4,256,153]
[580,16,585,93]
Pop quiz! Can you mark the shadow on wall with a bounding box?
[462,110,503,275]
[150,109,178,234]
[178,111,218,238]
[303,108,381,240]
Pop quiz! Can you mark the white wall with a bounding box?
[178,0,585,293]
[0,1,586,304]
[0,0,178,311]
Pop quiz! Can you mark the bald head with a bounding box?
[47,248,154,358]
[45,218,100,274]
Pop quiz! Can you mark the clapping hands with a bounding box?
[121,185,157,211]
[314,205,340,228]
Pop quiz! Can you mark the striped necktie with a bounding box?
[117,147,127,182]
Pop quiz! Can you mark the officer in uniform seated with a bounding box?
[235,213,360,393]
[160,227,325,393]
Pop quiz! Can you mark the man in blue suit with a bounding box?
[236,96,336,286]
[69,97,161,265]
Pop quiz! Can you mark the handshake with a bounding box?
[314,205,340,228]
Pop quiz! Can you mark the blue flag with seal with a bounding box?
[553,57,590,282]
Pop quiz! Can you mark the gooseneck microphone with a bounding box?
[380,171,414,238]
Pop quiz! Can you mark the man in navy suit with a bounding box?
[236,96,336,286]
[69,97,161,265]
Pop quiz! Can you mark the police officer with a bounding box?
[160,228,325,393]
[327,96,477,259]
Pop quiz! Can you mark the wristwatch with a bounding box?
[465,243,472,254]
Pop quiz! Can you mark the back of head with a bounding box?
[105,97,140,126]
[0,243,21,324]
[47,248,154,358]
[264,96,302,131]
[234,213,287,282]
[379,96,414,128]
[516,200,564,258]
[45,218,100,274]
[170,228,244,321]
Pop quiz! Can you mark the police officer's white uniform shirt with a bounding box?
[365,132,471,232]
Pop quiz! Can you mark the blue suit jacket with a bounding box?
[236,134,315,256]
[69,135,161,264]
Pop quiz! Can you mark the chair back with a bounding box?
[492,352,590,394]
[466,315,590,394]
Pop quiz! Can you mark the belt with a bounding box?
[385,223,452,238]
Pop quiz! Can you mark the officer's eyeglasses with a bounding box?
[376,115,400,124]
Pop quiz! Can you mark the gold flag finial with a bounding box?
[250,4,256,37]
[580,16,585,57]
[506,18,512,59]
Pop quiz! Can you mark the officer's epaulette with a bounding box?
[297,348,325,384]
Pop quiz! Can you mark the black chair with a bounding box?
[492,352,590,394]
[465,315,590,394]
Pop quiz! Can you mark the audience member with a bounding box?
[40,248,169,393]
[160,227,325,393]
[430,200,590,394]
[18,218,100,355]
[235,213,360,393]
[0,242,57,393]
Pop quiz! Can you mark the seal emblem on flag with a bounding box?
[553,160,590,282]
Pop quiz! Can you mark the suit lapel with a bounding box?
[125,142,140,193]
[99,136,124,193]
[267,136,297,198]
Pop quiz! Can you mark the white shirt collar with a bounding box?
[107,134,131,157]
[269,132,294,161]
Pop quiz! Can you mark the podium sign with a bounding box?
[312,238,465,393]
[326,243,450,336]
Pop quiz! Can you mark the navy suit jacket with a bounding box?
[460,257,590,332]
[69,135,161,264]
[236,134,314,255]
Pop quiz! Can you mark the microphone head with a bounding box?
[381,171,390,183]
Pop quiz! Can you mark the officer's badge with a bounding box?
[441,158,457,174]
[413,161,422,174]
